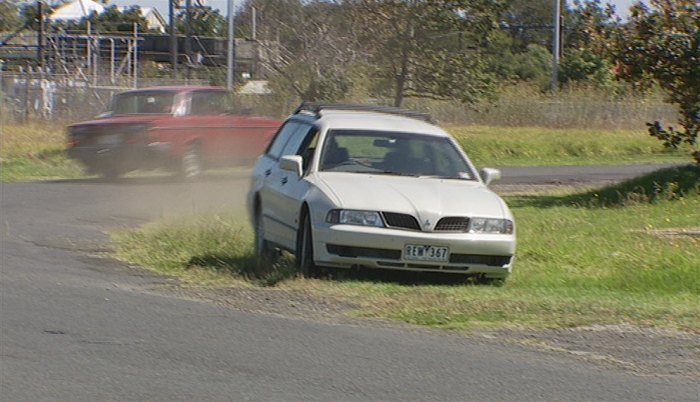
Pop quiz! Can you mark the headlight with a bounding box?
[468,218,513,234]
[326,209,385,227]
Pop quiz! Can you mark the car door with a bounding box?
[256,121,301,248]
[269,124,318,249]
[184,90,230,165]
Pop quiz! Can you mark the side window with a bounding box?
[190,91,227,115]
[280,124,315,157]
[300,128,319,172]
[280,124,318,172]
[266,122,300,159]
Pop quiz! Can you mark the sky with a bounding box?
[102,0,642,19]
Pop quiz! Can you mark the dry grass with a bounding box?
[0,122,83,181]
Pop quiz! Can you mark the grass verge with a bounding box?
[1,122,83,182]
[450,126,688,167]
[114,165,700,331]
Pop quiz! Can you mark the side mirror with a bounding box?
[280,155,303,177]
[480,167,501,186]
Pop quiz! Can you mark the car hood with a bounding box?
[316,172,509,221]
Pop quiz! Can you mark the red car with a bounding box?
[66,86,281,180]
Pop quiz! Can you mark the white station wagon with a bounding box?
[247,104,516,283]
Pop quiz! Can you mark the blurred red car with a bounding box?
[66,86,281,180]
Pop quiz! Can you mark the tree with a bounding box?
[18,2,43,31]
[237,0,362,102]
[559,0,622,88]
[483,30,552,85]
[501,0,554,50]
[0,0,22,32]
[616,0,699,163]
[176,6,226,37]
[350,0,508,107]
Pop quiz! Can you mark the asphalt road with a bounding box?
[497,163,684,185]
[1,165,696,401]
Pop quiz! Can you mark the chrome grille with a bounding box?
[382,212,421,230]
[434,217,470,232]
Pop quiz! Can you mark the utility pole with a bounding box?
[37,0,44,68]
[133,23,139,88]
[551,0,561,92]
[226,0,235,90]
[169,0,177,78]
[185,0,192,80]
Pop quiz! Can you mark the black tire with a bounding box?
[181,143,203,180]
[296,211,318,278]
[254,204,274,261]
[475,276,506,286]
[98,165,122,181]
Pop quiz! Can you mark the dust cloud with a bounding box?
[95,168,254,224]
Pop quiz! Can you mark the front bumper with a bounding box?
[66,142,171,173]
[313,224,516,278]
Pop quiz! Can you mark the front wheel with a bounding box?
[296,212,318,278]
[181,143,203,180]
[254,205,275,265]
[475,276,506,286]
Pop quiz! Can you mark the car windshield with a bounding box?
[109,91,176,115]
[319,129,476,180]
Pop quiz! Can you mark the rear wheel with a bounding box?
[181,143,203,180]
[98,165,123,181]
[296,211,318,278]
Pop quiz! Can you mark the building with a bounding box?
[49,0,166,32]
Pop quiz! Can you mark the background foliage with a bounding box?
[1,0,698,161]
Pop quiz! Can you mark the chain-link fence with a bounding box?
[0,71,217,122]
[0,70,678,128]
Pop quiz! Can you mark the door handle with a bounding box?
[280,177,288,185]
[264,169,271,177]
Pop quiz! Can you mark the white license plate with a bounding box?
[404,244,449,262]
[98,134,121,145]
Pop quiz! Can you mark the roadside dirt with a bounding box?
[145,280,700,381]
[484,325,700,380]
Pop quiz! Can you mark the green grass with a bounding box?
[112,212,297,287]
[1,123,84,182]
[449,126,688,166]
[114,165,700,331]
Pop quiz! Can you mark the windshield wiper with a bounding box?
[417,174,470,180]
[373,170,419,177]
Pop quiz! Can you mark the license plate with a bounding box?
[404,244,449,262]
[98,134,121,145]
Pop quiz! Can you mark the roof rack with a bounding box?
[293,102,434,123]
